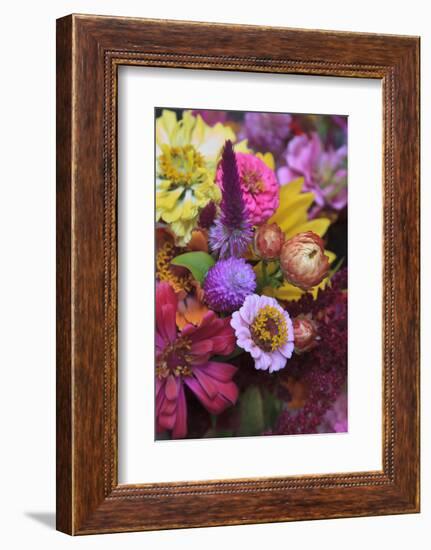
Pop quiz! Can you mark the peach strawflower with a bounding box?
[254,222,285,260]
[280,231,330,290]
[293,315,319,353]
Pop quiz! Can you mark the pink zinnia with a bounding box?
[216,152,279,226]
[156,282,238,439]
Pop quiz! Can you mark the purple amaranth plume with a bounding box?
[209,140,253,258]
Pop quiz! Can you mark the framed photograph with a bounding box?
[56,14,420,534]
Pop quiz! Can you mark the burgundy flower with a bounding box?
[280,231,330,290]
[156,282,238,439]
[269,275,348,435]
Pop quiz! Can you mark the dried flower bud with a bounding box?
[280,231,330,290]
[198,201,217,229]
[254,223,285,260]
[293,315,318,354]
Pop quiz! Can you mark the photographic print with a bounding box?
[155,108,348,440]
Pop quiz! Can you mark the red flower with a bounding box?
[156,282,238,439]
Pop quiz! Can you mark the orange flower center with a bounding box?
[156,241,192,293]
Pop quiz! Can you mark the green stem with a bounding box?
[262,261,268,287]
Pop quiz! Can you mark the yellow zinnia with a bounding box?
[156,110,235,245]
[255,177,336,301]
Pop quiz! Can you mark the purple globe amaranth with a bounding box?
[191,109,228,126]
[239,112,292,161]
[203,257,256,312]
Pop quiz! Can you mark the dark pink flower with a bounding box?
[156,282,238,439]
[216,152,279,226]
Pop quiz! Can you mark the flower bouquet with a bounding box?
[155,108,348,439]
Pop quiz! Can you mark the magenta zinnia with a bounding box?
[209,140,253,258]
[217,152,280,226]
[156,282,238,439]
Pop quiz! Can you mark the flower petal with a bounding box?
[268,350,287,373]
[193,368,219,400]
[201,361,237,382]
[156,283,178,343]
[165,375,179,401]
[184,375,216,411]
[172,383,187,439]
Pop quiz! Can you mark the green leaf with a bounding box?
[238,386,265,437]
[261,388,284,430]
[328,257,345,280]
[171,251,215,284]
[211,346,244,362]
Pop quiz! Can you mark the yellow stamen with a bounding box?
[159,145,205,187]
[242,169,264,195]
[156,339,193,379]
[156,241,192,293]
[250,305,288,352]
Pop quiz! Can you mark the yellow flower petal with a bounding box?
[179,198,199,221]
[256,152,275,171]
[263,282,304,301]
[190,113,206,146]
[156,109,178,148]
[270,192,315,233]
[290,218,331,238]
[325,250,337,264]
[279,178,305,199]
[195,125,235,162]
[156,187,184,211]
[159,202,184,223]
[171,218,197,246]
[234,139,252,154]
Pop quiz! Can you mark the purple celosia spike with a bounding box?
[219,140,247,229]
[209,140,253,258]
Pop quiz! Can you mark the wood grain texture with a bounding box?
[56,14,420,535]
[56,16,73,535]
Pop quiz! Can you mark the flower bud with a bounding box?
[280,231,329,290]
[293,315,318,353]
[254,223,285,260]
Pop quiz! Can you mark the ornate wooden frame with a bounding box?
[56,14,420,535]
